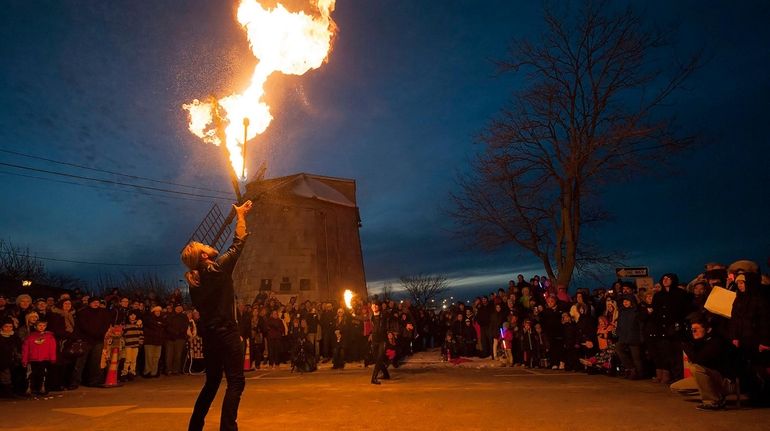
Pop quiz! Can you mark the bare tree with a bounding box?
[380,281,394,301]
[451,1,698,286]
[93,272,175,298]
[43,273,87,291]
[0,239,47,282]
[399,274,450,307]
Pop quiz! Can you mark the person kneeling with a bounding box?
[670,319,732,411]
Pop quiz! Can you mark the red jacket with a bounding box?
[22,331,57,365]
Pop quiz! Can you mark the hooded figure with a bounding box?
[729,272,770,356]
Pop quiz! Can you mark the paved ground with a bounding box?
[2,352,769,431]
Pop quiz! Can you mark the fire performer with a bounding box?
[181,199,253,431]
[369,302,391,385]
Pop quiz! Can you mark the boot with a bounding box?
[660,370,672,385]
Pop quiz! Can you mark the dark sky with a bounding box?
[1,0,768,297]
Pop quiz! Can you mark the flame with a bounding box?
[343,289,353,309]
[183,0,337,178]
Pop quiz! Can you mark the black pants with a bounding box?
[267,338,281,366]
[29,361,50,394]
[371,342,390,381]
[189,326,245,431]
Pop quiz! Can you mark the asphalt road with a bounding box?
[2,354,769,431]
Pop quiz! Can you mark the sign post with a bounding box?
[615,267,649,278]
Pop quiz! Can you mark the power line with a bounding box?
[0,251,178,267]
[0,169,228,205]
[0,148,232,196]
[0,161,234,202]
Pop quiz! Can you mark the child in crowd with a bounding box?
[580,315,616,372]
[533,323,550,368]
[122,312,143,380]
[441,330,457,361]
[500,322,513,367]
[22,319,56,396]
[520,319,535,367]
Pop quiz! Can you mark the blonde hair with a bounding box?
[181,241,206,288]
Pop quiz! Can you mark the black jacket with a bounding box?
[683,333,731,375]
[651,286,692,339]
[370,313,387,344]
[190,235,247,330]
[75,307,112,343]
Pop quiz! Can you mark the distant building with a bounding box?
[232,173,367,304]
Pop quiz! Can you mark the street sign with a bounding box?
[616,267,649,278]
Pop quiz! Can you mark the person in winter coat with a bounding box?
[729,273,770,358]
[266,310,285,369]
[488,304,505,360]
[75,297,112,387]
[649,273,693,384]
[615,294,644,379]
[561,312,578,371]
[729,272,770,400]
[542,296,565,369]
[0,319,22,397]
[165,304,189,375]
[22,319,57,396]
[520,319,535,367]
[142,306,166,377]
[533,323,550,368]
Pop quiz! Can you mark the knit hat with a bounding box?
[735,274,746,283]
[151,305,162,313]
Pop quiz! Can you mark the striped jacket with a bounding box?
[123,323,144,347]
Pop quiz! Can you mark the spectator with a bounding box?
[0,319,22,398]
[649,273,692,384]
[187,310,204,373]
[670,319,732,410]
[475,296,492,357]
[533,322,550,368]
[0,295,10,322]
[22,319,57,396]
[18,311,39,341]
[488,303,504,361]
[520,319,535,367]
[332,329,345,369]
[616,294,644,380]
[165,304,188,375]
[122,311,143,380]
[266,309,285,369]
[143,306,165,378]
[74,297,112,387]
[113,297,131,326]
[13,294,34,325]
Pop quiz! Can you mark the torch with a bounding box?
[343,289,354,315]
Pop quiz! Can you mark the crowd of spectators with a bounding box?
[0,259,768,412]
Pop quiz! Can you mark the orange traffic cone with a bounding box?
[102,346,122,388]
[683,351,692,379]
[243,339,254,371]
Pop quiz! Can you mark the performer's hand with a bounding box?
[732,339,740,348]
[234,200,253,216]
[759,344,769,352]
